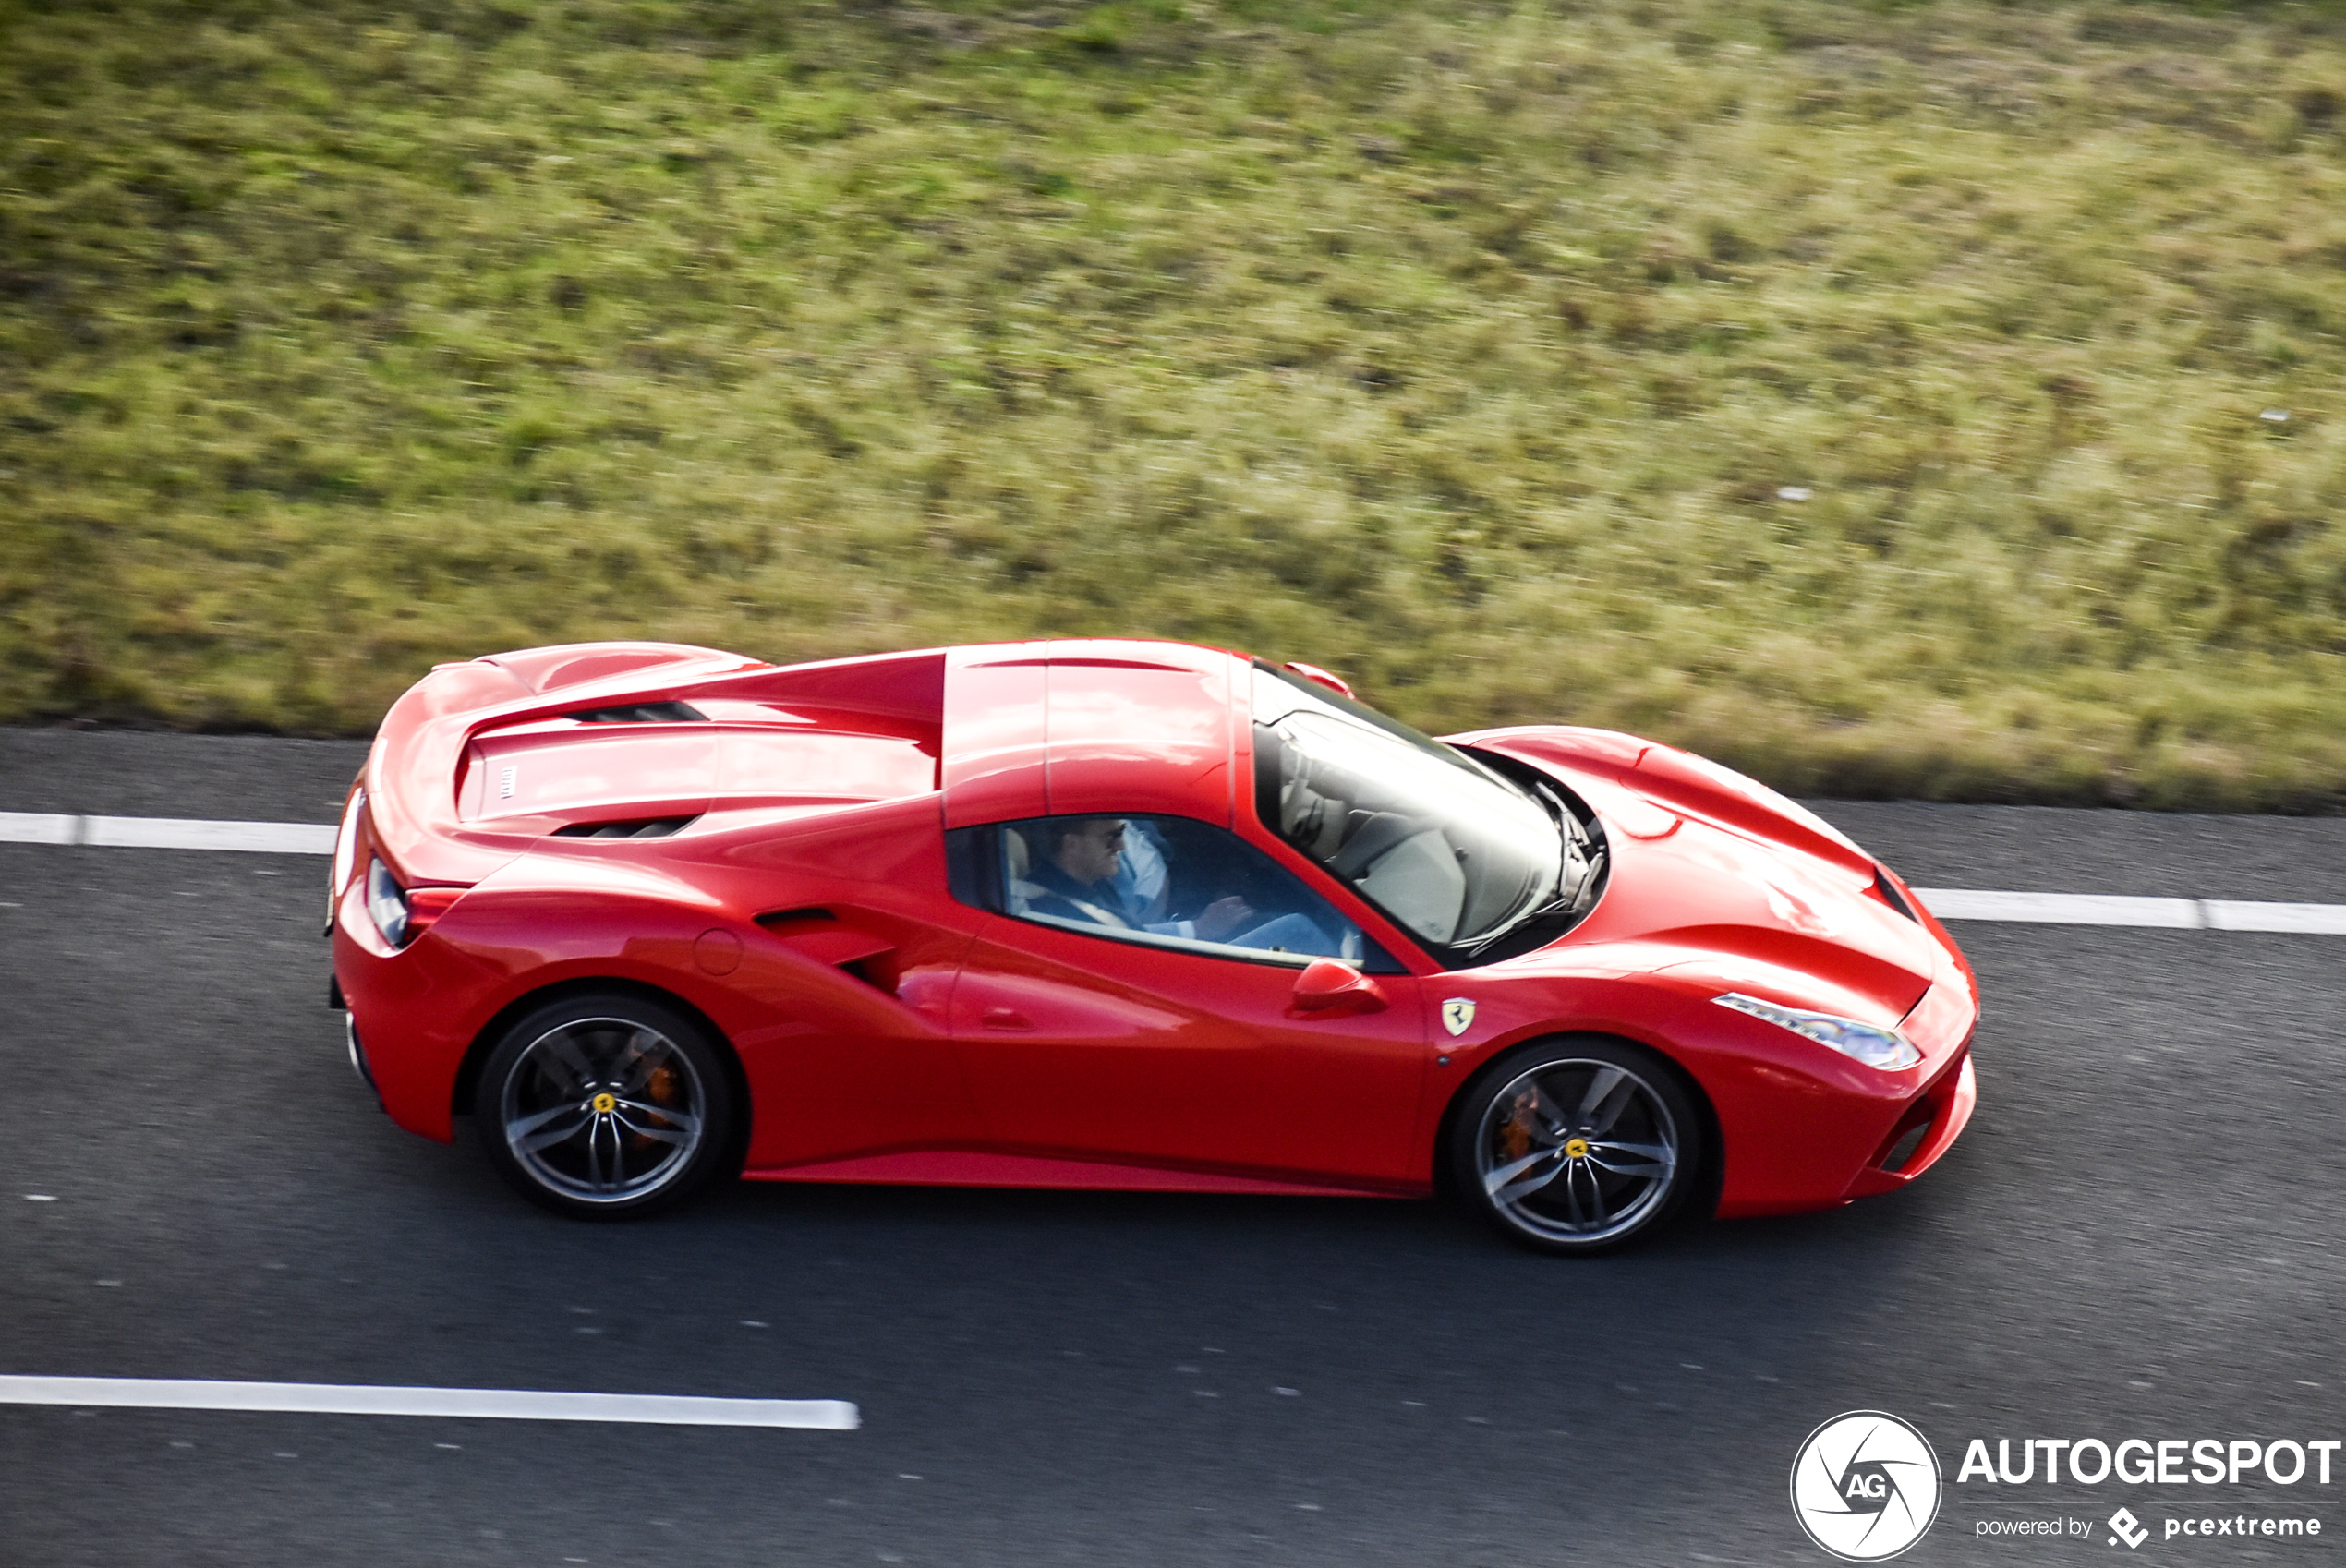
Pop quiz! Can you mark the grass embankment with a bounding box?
[5,0,2346,807]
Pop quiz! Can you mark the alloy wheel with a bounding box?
[498,1016,707,1206]
[1471,1055,1682,1248]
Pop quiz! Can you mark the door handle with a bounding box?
[981,1007,1035,1031]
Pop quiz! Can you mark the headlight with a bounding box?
[366,857,410,947]
[1714,992,1920,1070]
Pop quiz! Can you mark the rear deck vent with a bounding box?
[552,816,698,839]
[568,701,707,724]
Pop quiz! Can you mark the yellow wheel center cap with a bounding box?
[1563,1137,1590,1159]
[590,1092,617,1114]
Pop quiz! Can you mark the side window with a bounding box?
[967,814,1401,972]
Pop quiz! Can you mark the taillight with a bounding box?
[366,857,410,946]
[328,788,367,934]
[365,857,468,948]
[405,886,466,936]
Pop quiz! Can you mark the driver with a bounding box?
[1028,817,1336,957]
[1029,817,1255,942]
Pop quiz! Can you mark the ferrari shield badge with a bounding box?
[1440,997,1475,1037]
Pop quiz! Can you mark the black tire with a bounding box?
[475,994,736,1219]
[1449,1035,1703,1256]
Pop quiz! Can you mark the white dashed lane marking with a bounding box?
[4,813,2344,933]
[0,1376,858,1429]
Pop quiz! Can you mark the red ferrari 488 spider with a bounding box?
[330,638,1976,1253]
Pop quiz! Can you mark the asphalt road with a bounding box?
[3,730,2341,1566]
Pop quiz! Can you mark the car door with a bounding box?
[947,814,1432,1189]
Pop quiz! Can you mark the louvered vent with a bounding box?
[567,702,708,724]
[551,816,699,839]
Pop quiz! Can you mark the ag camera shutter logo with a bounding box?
[1791,1410,1942,1561]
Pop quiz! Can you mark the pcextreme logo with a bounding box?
[1791,1410,1943,1562]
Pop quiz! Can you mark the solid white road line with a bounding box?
[1915,889,2346,933]
[0,813,334,854]
[0,1376,858,1430]
[1912,889,2204,927]
[82,815,338,854]
[6,811,2346,934]
[2204,899,2346,935]
[0,812,77,845]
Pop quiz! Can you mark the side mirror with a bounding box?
[1290,959,1386,1015]
[1283,661,1355,699]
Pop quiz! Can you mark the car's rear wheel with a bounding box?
[476,995,734,1219]
[1451,1036,1701,1255]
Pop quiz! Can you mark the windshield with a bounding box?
[1251,665,1564,951]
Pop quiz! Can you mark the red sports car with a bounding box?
[330,638,1977,1253]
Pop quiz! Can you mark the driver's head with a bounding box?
[1047,817,1127,887]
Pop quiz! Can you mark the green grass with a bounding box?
[6,0,2346,808]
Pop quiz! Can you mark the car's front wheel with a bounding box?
[1451,1036,1702,1255]
[476,994,735,1218]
